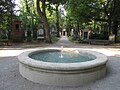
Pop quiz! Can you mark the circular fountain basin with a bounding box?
[18,48,108,86]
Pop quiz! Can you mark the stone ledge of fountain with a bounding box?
[18,48,108,86]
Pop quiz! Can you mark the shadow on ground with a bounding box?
[0,42,49,50]
[0,56,120,90]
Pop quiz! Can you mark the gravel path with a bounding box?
[0,36,120,90]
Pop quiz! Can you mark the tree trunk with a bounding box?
[36,0,51,43]
[108,19,112,35]
[42,15,51,43]
[113,21,118,43]
[56,4,60,37]
[77,21,80,40]
[25,0,30,12]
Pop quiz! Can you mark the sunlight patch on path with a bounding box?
[82,48,120,56]
[0,47,120,57]
[0,48,38,57]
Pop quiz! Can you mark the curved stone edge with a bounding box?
[18,48,108,71]
[19,62,107,86]
[18,48,108,86]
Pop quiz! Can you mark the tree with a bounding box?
[19,0,41,40]
[66,0,120,42]
[55,4,60,37]
[66,0,94,36]
[47,0,67,37]
[112,0,120,42]
[36,0,51,43]
[0,0,15,39]
[88,0,120,42]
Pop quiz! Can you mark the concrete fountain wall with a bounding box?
[18,48,108,86]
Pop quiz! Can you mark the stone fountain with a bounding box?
[18,47,108,86]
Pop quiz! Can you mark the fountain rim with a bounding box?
[18,48,108,71]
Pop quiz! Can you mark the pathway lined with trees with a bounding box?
[0,36,120,90]
[1,0,120,44]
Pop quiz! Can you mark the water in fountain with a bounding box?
[60,46,63,58]
[30,49,96,63]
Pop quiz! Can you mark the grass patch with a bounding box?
[68,36,89,44]
[68,36,73,42]
[68,36,79,43]
[68,36,81,43]
[111,42,120,46]
[51,36,60,43]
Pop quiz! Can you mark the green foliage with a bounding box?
[48,0,66,5]
[68,36,81,43]
[0,34,7,39]
[89,32,109,40]
[51,36,60,43]
[19,0,67,36]
[0,0,15,30]
[65,0,120,43]
[19,0,40,31]
[67,0,93,22]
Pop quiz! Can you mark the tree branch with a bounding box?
[36,0,43,17]
[42,0,46,15]
[103,3,110,19]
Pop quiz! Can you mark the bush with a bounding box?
[0,34,7,39]
[51,36,59,43]
[90,32,109,40]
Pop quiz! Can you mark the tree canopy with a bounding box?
[65,0,120,42]
[0,0,15,30]
[1,0,120,43]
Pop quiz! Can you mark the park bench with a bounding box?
[89,39,111,45]
[37,35,45,40]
